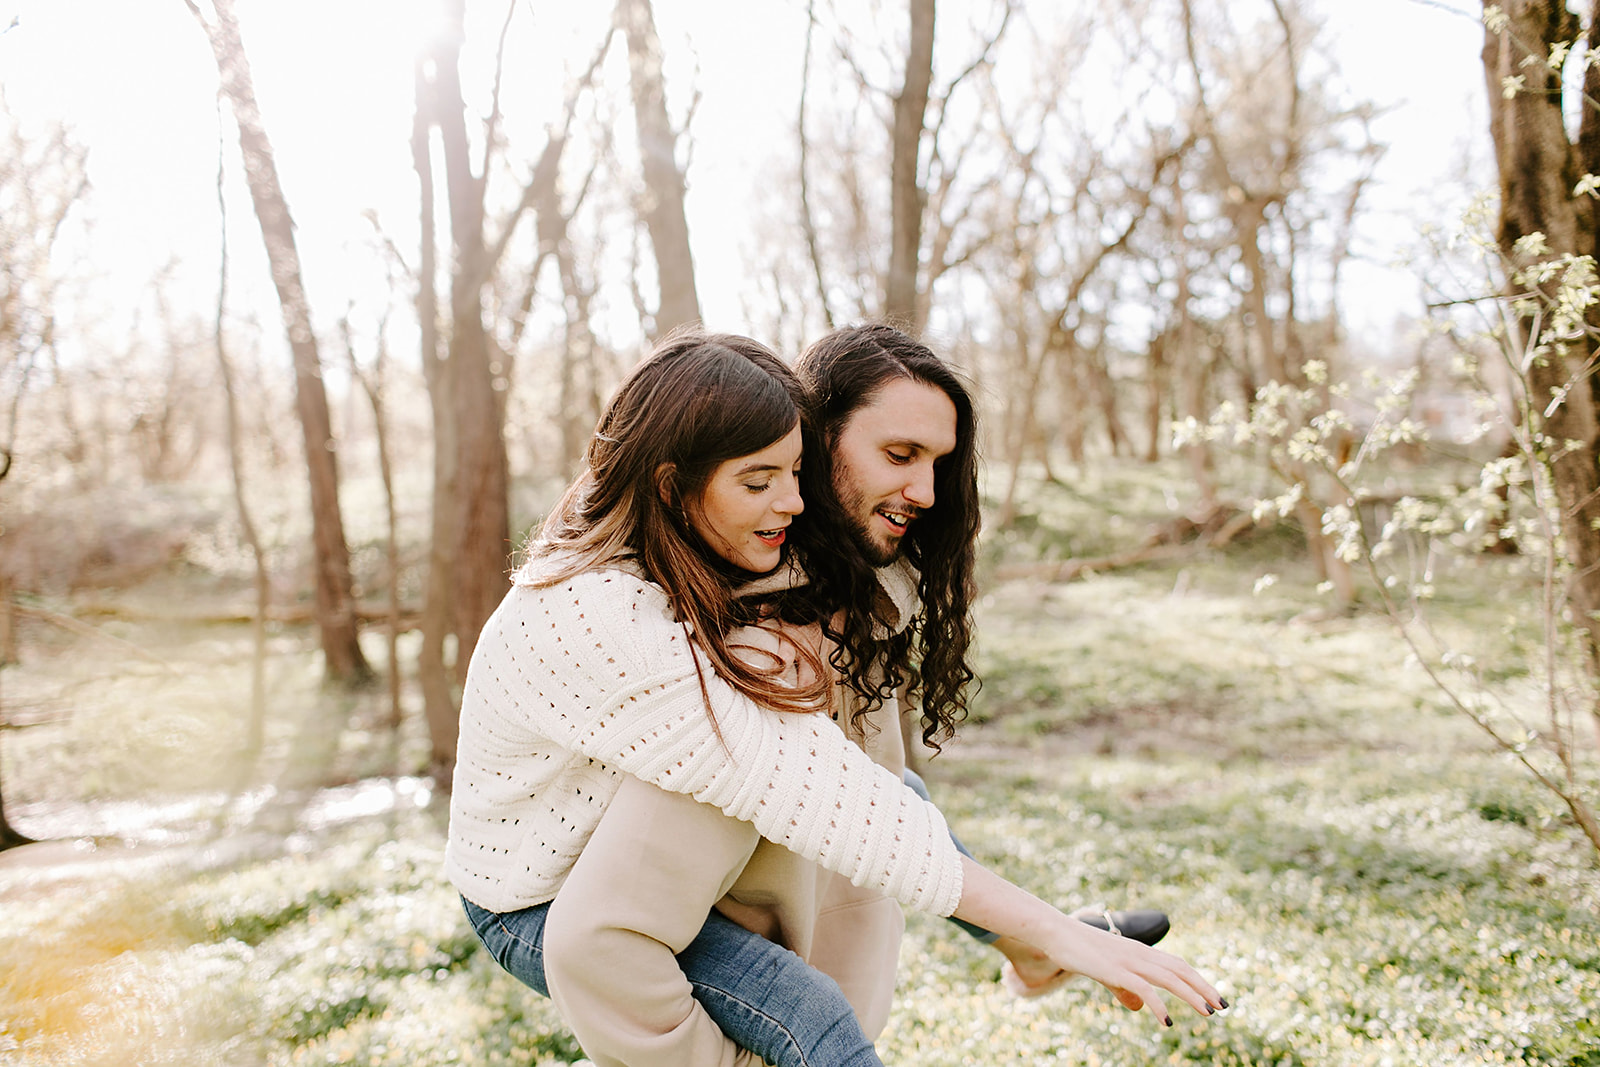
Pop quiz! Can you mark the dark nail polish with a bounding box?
[1206,1005,1215,1015]
[1219,997,1230,1010]
[1164,1016,1173,1028]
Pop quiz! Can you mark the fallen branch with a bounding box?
[68,601,423,629]
[13,603,178,671]
[992,502,1264,583]
[992,542,1195,582]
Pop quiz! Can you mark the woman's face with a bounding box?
[688,424,804,574]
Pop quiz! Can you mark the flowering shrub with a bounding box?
[1171,192,1600,862]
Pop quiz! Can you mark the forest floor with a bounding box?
[2,462,1597,1066]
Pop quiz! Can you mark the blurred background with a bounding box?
[1,1,1596,1064]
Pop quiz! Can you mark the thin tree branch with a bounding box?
[480,0,520,188]
[484,22,614,273]
[799,0,835,329]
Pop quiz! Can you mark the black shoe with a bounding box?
[1077,908,1170,946]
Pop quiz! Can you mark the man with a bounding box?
[540,325,1182,1067]
[788,323,980,757]
[790,324,1166,996]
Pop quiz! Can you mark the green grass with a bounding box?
[1,461,1596,1065]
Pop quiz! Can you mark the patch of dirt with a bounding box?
[929,695,1346,779]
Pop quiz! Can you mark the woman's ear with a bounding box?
[655,462,676,506]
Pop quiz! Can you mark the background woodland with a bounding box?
[2,1,1599,1063]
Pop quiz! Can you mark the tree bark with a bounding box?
[419,0,512,783]
[799,0,836,331]
[0,759,31,851]
[0,451,29,850]
[1484,0,1600,679]
[211,103,269,764]
[885,0,935,328]
[340,316,403,735]
[412,53,461,783]
[437,60,511,691]
[618,0,701,333]
[411,7,607,784]
[1085,341,1130,457]
[0,571,14,666]
[184,0,369,684]
[535,159,601,476]
[1145,329,1167,463]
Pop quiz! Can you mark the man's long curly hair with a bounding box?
[787,324,980,751]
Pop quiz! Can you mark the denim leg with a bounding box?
[901,768,998,945]
[677,909,884,1067]
[464,896,882,1067]
[463,896,551,996]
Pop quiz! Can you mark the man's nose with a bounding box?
[903,463,936,509]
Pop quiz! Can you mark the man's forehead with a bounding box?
[844,378,959,455]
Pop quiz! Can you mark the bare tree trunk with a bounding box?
[618,0,701,333]
[410,5,606,784]
[412,54,459,782]
[431,0,511,713]
[1145,330,1167,463]
[184,0,369,685]
[1234,200,1288,388]
[1058,343,1087,465]
[1176,322,1216,505]
[340,316,403,735]
[1085,342,1130,456]
[376,358,402,737]
[532,140,601,476]
[995,321,1035,529]
[551,234,600,476]
[211,103,270,763]
[885,0,935,328]
[1172,180,1215,505]
[0,458,30,851]
[0,572,14,666]
[799,0,835,330]
[1485,0,1600,691]
[0,754,31,851]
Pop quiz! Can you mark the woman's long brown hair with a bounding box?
[516,328,830,718]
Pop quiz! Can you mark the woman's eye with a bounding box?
[744,481,772,494]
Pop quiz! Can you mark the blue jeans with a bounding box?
[462,896,884,1067]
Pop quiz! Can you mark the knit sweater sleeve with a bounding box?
[497,569,964,916]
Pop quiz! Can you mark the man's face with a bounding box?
[830,377,958,565]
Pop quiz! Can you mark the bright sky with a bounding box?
[1,0,1490,362]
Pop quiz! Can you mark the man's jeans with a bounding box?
[462,896,884,1067]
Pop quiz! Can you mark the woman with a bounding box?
[450,329,949,1066]
[448,329,1224,1067]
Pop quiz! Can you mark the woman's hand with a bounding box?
[952,857,1226,1027]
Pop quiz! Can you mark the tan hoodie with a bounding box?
[542,562,925,1067]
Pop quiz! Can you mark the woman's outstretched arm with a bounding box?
[952,856,1227,1026]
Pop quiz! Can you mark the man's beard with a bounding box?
[842,510,901,566]
[837,482,909,567]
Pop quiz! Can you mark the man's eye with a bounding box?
[887,451,912,464]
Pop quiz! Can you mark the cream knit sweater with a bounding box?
[444,564,964,918]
